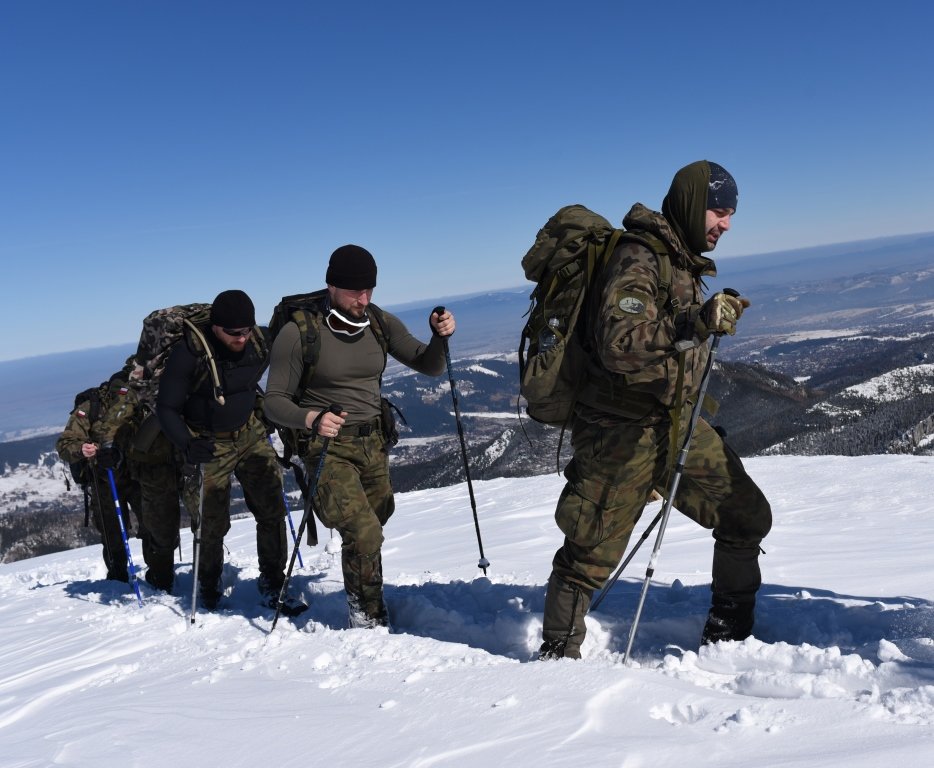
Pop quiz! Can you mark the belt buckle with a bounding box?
[358,424,373,436]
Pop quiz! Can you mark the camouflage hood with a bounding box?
[622,203,716,278]
[662,160,718,256]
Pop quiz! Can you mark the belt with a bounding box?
[207,427,245,440]
[340,418,381,437]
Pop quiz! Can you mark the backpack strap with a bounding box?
[367,304,391,386]
[619,231,673,314]
[291,301,392,397]
[87,388,102,424]
[182,320,225,405]
[291,307,323,400]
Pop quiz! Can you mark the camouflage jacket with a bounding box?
[56,379,141,469]
[576,203,717,419]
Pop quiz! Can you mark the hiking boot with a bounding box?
[144,569,173,593]
[106,567,130,583]
[258,573,308,618]
[538,639,574,661]
[701,598,754,645]
[199,583,222,612]
[540,574,591,660]
[347,594,390,629]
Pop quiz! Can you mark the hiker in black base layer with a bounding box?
[537,161,772,660]
[264,245,455,629]
[155,290,303,614]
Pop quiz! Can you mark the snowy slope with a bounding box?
[1,456,933,767]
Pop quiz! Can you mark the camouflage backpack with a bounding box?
[518,204,671,427]
[267,289,394,456]
[131,303,264,407]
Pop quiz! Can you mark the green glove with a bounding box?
[695,292,750,338]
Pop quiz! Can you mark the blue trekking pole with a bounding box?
[105,467,144,607]
[269,436,303,569]
[433,306,490,576]
[269,404,342,633]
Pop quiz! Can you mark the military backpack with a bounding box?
[518,204,671,427]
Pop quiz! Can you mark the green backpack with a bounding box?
[518,204,671,427]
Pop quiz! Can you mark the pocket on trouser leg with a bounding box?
[554,486,605,549]
[314,476,353,529]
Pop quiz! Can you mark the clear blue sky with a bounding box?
[2,0,933,362]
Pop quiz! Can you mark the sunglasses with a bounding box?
[222,327,252,338]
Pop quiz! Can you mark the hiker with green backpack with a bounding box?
[153,290,305,615]
[56,360,143,583]
[528,161,773,659]
[264,244,456,629]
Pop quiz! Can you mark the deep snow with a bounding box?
[2,455,933,767]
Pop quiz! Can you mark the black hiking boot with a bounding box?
[701,598,754,645]
[538,639,572,661]
[199,578,223,612]
[258,574,308,618]
[144,569,173,593]
[106,568,129,583]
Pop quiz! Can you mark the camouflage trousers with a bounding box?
[181,415,288,592]
[87,466,141,581]
[543,410,771,654]
[132,430,184,591]
[303,428,394,622]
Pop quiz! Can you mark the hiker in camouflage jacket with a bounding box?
[56,362,142,582]
[540,161,772,659]
[264,245,455,629]
[156,290,297,613]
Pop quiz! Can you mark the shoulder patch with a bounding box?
[617,295,646,314]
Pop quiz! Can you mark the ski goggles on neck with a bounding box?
[326,308,371,337]
[222,327,252,338]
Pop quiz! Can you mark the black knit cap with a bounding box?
[707,162,738,212]
[210,289,255,328]
[326,244,377,290]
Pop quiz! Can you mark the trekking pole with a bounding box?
[269,404,341,633]
[590,508,663,612]
[433,306,490,576]
[188,465,205,626]
[622,331,724,665]
[88,460,118,581]
[268,436,304,569]
[104,466,144,607]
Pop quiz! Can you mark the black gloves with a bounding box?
[97,444,121,469]
[185,438,216,465]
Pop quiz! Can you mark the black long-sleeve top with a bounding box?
[156,326,269,452]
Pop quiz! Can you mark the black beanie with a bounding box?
[210,289,256,328]
[707,162,738,212]
[326,244,378,290]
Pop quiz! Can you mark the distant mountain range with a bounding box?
[3,230,932,442]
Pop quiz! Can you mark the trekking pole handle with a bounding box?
[311,404,344,436]
[431,306,447,336]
